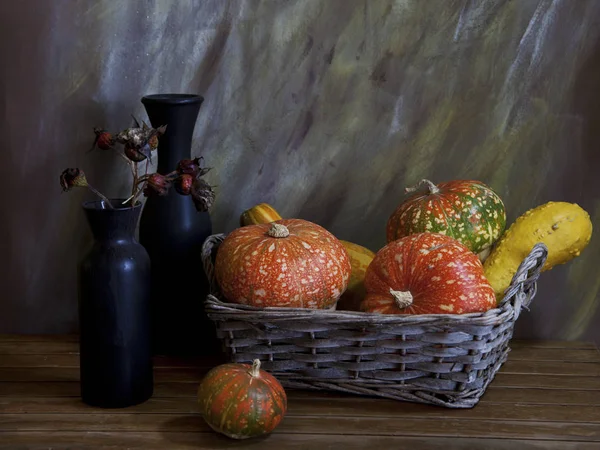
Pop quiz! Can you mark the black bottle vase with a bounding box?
[140,94,216,356]
[79,199,153,408]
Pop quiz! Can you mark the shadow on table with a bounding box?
[161,416,273,448]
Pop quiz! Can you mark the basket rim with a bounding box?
[204,293,518,327]
[205,293,510,319]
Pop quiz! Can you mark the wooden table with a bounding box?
[0,335,599,449]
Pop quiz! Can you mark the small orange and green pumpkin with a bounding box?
[198,359,287,439]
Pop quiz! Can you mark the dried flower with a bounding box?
[115,128,145,147]
[116,124,166,148]
[175,174,193,196]
[191,178,216,212]
[143,173,172,197]
[60,113,175,210]
[124,143,151,162]
[60,168,88,192]
[148,134,159,150]
[177,157,211,178]
[118,124,166,164]
[59,168,113,207]
[91,128,115,151]
[177,157,201,176]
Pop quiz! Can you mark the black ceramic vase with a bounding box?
[79,199,153,408]
[140,94,216,356]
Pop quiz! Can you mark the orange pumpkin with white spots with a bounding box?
[361,233,496,315]
[214,219,351,309]
[198,359,287,440]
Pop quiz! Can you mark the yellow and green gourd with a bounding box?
[337,240,376,312]
[239,203,283,227]
[484,201,593,298]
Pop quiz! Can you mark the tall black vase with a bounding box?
[140,94,216,356]
[79,199,153,408]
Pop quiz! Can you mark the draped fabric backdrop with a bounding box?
[1,0,598,342]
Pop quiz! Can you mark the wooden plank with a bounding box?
[1,381,600,406]
[510,340,598,350]
[0,413,208,433]
[0,335,78,343]
[0,382,199,398]
[2,341,597,365]
[508,348,600,363]
[0,339,597,367]
[1,367,599,391]
[501,360,600,376]
[0,354,225,370]
[286,398,600,423]
[493,373,600,390]
[0,382,79,397]
[481,387,600,406]
[0,368,83,382]
[1,413,600,442]
[0,432,594,450]
[286,386,600,407]
[0,355,224,369]
[0,397,199,414]
[0,354,80,368]
[0,368,204,382]
[1,396,599,423]
[2,353,599,377]
[0,341,78,354]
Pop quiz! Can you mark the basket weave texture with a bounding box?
[202,234,548,408]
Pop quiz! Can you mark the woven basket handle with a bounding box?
[201,233,226,296]
[498,242,548,313]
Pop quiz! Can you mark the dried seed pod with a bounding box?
[143,173,172,197]
[191,178,216,211]
[177,157,202,176]
[91,128,115,151]
[177,156,212,179]
[148,134,159,150]
[124,144,148,162]
[175,174,194,196]
[60,168,88,192]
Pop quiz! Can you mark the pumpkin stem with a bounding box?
[405,179,440,195]
[267,223,290,238]
[250,359,261,377]
[389,288,413,309]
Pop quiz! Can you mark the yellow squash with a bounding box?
[484,201,592,298]
[240,203,283,226]
[337,240,376,312]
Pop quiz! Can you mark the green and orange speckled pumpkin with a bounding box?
[386,179,506,254]
[198,359,287,440]
[214,219,351,309]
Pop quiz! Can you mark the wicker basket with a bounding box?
[202,234,548,408]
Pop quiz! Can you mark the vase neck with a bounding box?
[83,200,141,242]
[141,95,203,173]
